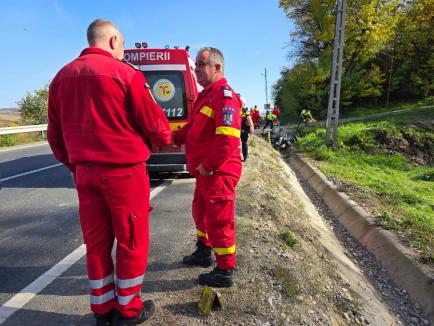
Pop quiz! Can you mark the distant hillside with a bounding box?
[0,108,20,127]
[0,107,19,112]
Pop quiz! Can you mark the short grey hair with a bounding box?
[87,19,119,45]
[199,47,224,73]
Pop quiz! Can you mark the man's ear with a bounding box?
[214,63,222,73]
[109,35,117,50]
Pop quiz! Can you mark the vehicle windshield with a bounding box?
[142,71,187,120]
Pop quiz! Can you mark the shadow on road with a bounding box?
[2,308,95,326]
[0,154,186,189]
[0,154,74,189]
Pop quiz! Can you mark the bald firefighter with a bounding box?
[174,47,242,287]
[48,19,171,325]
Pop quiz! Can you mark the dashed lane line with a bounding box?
[0,180,172,324]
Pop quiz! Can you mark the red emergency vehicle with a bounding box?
[124,46,200,172]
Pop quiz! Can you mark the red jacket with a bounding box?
[251,108,260,125]
[174,78,242,177]
[48,48,171,171]
[272,106,281,117]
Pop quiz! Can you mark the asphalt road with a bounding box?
[0,143,193,325]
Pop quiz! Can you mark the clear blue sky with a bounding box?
[0,0,294,112]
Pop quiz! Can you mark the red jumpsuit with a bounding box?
[47,48,171,318]
[174,78,242,270]
[251,108,260,128]
[272,106,281,119]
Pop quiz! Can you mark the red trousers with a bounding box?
[75,163,150,318]
[192,173,239,269]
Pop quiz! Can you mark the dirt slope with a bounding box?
[142,137,419,325]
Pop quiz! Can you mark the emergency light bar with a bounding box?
[135,42,148,49]
[134,43,190,51]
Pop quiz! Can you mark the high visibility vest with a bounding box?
[301,109,310,117]
[267,113,277,121]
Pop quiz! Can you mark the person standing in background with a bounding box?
[241,107,254,161]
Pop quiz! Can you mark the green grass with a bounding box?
[341,97,434,118]
[0,135,17,146]
[280,230,299,248]
[0,133,46,147]
[296,108,434,263]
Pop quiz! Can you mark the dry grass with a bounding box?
[199,136,360,325]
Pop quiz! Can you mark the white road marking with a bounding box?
[149,180,172,197]
[1,163,63,182]
[0,180,172,324]
[0,142,48,153]
[0,245,86,324]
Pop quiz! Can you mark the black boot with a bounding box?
[95,310,113,326]
[112,300,155,326]
[182,240,213,267]
[198,267,234,288]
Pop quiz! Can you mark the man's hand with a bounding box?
[196,163,213,176]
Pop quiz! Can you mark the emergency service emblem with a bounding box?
[153,79,175,102]
[223,86,232,98]
[222,107,235,126]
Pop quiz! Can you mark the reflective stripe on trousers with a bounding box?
[89,274,114,289]
[91,290,115,305]
[115,274,144,305]
[89,274,115,306]
[117,274,144,289]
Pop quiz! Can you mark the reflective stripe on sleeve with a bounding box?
[116,274,144,289]
[89,274,114,289]
[216,126,240,138]
[117,293,138,306]
[200,106,214,118]
[90,289,115,305]
[196,229,208,239]
[213,244,236,255]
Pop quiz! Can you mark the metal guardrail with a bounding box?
[0,124,47,136]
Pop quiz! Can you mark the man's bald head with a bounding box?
[86,19,124,59]
[87,19,118,45]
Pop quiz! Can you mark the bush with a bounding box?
[0,135,17,146]
[280,230,299,248]
[18,86,48,124]
[346,131,375,151]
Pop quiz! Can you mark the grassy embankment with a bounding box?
[340,98,434,118]
[0,110,45,147]
[295,103,434,263]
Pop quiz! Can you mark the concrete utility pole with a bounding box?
[325,0,347,147]
[261,68,270,111]
[264,68,269,105]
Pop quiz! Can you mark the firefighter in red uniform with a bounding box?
[272,105,281,126]
[174,47,242,287]
[47,19,171,325]
[251,105,260,128]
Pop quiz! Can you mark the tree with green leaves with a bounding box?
[387,0,434,99]
[18,86,48,124]
[275,0,433,123]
